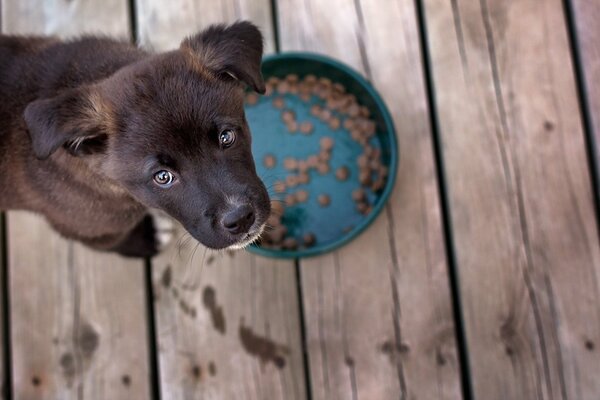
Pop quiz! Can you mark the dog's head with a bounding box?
[23,21,271,250]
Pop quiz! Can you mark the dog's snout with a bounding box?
[221,204,255,234]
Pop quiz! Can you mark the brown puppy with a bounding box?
[0,21,271,257]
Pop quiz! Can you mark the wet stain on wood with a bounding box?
[161,265,172,288]
[31,376,41,387]
[239,320,289,369]
[121,374,131,387]
[206,255,215,265]
[191,364,202,380]
[60,352,76,384]
[208,361,217,376]
[203,286,226,334]
[379,340,410,364]
[179,298,197,318]
[585,340,595,351]
[77,320,99,359]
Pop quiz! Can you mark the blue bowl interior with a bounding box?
[246,53,397,258]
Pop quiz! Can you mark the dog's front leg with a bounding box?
[110,210,174,258]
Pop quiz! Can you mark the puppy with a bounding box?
[0,21,271,257]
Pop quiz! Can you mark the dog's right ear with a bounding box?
[24,86,112,160]
[181,21,265,93]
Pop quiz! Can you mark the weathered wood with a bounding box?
[135,2,307,399]
[571,0,600,178]
[278,0,462,399]
[423,0,600,398]
[1,0,151,398]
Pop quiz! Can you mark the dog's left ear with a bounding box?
[181,21,266,94]
[24,86,112,160]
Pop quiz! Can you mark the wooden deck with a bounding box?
[0,0,599,399]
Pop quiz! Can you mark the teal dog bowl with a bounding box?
[246,53,398,258]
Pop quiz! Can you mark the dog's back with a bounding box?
[0,35,145,209]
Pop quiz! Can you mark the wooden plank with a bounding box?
[570,0,600,177]
[1,0,151,398]
[277,0,462,399]
[422,0,600,398]
[135,2,307,399]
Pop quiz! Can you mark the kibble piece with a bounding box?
[335,166,350,181]
[318,194,331,207]
[329,117,341,130]
[267,213,281,227]
[285,194,297,207]
[350,129,363,142]
[343,118,355,130]
[263,154,276,169]
[303,233,316,247]
[298,172,310,184]
[332,82,345,94]
[359,105,371,118]
[282,110,296,123]
[310,104,322,117]
[304,74,317,84]
[271,201,285,216]
[320,109,332,121]
[273,97,285,109]
[359,170,372,186]
[296,189,309,203]
[307,155,319,168]
[286,175,299,188]
[357,154,369,168]
[284,157,298,171]
[274,181,286,193]
[317,163,330,175]
[300,92,311,102]
[320,136,334,151]
[319,77,332,87]
[378,165,389,177]
[300,121,314,135]
[277,81,290,94]
[356,201,369,214]
[245,93,259,105]
[318,150,331,162]
[352,188,366,201]
[370,159,381,170]
[347,103,361,118]
[283,237,298,250]
[267,76,280,86]
[286,73,299,83]
[269,226,287,243]
[372,177,386,192]
[286,121,299,133]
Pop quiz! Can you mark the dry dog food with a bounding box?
[245,73,388,251]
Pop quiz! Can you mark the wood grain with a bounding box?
[423,0,600,398]
[570,0,600,179]
[135,1,307,399]
[1,0,151,398]
[277,0,462,399]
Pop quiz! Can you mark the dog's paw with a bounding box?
[113,211,175,258]
[149,209,175,251]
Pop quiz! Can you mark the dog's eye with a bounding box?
[153,170,176,187]
[219,130,236,148]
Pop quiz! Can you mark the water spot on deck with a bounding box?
[121,374,131,387]
[206,255,215,265]
[203,286,226,334]
[345,356,354,367]
[161,265,172,288]
[585,340,595,351]
[77,320,99,360]
[239,319,289,369]
[208,361,217,376]
[31,376,41,387]
[60,353,76,384]
[379,340,409,364]
[191,365,202,380]
[543,120,554,131]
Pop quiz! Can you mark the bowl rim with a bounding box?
[247,51,399,259]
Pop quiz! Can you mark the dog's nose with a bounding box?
[221,205,255,234]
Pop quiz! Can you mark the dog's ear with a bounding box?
[181,21,265,94]
[24,86,112,160]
